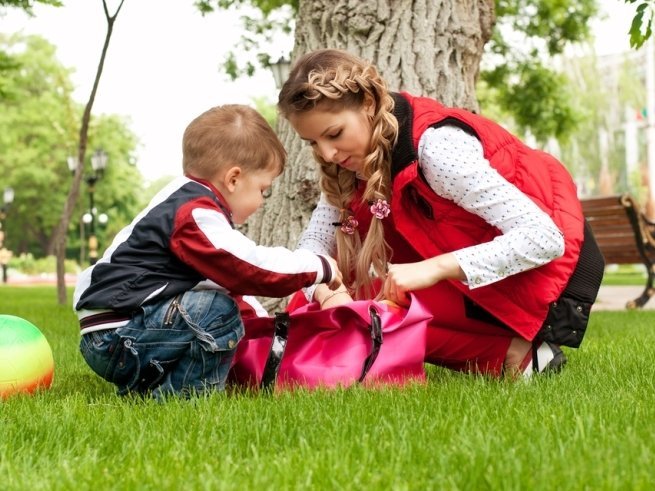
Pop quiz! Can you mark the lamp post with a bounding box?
[68,149,108,265]
[80,210,108,265]
[0,187,15,283]
[270,56,291,90]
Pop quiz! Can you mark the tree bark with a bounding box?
[247,0,495,311]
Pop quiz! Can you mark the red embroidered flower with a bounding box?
[370,199,391,219]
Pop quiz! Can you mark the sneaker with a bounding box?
[522,341,567,378]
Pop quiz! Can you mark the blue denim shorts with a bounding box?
[80,290,244,399]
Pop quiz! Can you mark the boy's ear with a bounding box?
[222,166,242,192]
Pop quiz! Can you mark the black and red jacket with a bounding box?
[75,176,334,332]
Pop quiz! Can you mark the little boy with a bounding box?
[74,104,341,399]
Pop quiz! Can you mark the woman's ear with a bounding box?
[222,166,242,193]
[363,93,376,117]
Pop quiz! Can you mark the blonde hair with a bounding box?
[182,104,286,179]
[278,49,398,298]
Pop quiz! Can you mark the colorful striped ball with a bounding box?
[0,314,54,399]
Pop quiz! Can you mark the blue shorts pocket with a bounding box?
[81,331,141,391]
[206,314,245,351]
[185,316,244,390]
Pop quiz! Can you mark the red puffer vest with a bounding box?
[350,92,584,340]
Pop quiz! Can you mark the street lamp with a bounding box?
[0,186,15,283]
[68,149,109,265]
[67,155,79,174]
[3,187,14,209]
[270,56,291,90]
[79,211,109,265]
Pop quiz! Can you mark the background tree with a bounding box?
[557,51,646,197]
[0,33,143,263]
[480,0,598,143]
[0,33,74,255]
[0,0,62,99]
[50,0,125,305]
[198,0,599,144]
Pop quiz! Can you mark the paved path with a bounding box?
[2,273,77,287]
[594,285,654,311]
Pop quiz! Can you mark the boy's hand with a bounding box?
[324,256,343,290]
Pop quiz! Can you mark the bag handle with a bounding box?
[358,306,383,382]
[260,312,289,391]
[260,305,384,390]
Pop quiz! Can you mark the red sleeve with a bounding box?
[169,197,326,297]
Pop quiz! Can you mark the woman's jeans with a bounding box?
[80,290,244,399]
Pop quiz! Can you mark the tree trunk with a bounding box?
[52,0,124,305]
[247,0,495,312]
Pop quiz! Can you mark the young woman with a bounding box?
[278,49,604,378]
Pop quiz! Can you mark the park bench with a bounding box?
[581,193,655,309]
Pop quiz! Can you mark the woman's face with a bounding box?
[288,104,373,175]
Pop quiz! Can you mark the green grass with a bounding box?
[1,287,654,490]
[601,265,648,286]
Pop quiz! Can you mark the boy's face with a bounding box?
[219,164,279,224]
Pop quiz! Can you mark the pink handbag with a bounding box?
[228,295,430,390]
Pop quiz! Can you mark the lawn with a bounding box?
[1,286,653,490]
[601,265,648,286]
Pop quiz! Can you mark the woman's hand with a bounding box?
[383,254,465,306]
[315,284,352,309]
[320,290,353,309]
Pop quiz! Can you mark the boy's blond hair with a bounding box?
[182,104,286,179]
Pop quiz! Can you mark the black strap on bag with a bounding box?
[260,312,289,391]
[358,307,384,383]
[259,306,384,390]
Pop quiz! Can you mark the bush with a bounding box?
[7,253,80,275]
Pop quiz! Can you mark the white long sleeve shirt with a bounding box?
[298,125,564,297]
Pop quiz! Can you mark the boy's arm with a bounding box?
[170,201,340,297]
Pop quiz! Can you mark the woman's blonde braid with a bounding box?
[305,63,398,298]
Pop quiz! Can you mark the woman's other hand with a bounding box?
[383,254,465,306]
[315,284,352,309]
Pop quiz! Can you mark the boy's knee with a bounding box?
[179,290,244,343]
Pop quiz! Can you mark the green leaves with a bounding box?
[483,61,579,143]
[0,33,144,258]
[0,0,62,14]
[193,0,295,81]
[495,0,598,56]
[194,0,297,16]
[625,0,654,48]
[482,0,599,143]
